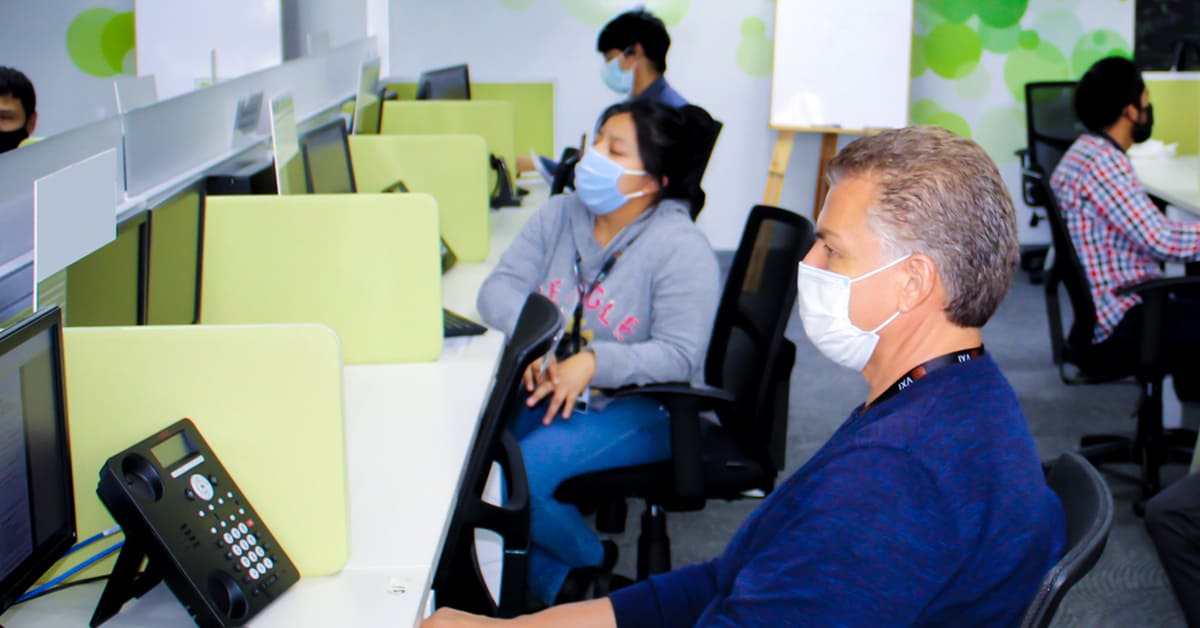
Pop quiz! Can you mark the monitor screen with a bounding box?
[0,307,75,614]
[299,120,357,194]
[416,64,470,100]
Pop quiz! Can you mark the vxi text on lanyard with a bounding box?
[869,346,985,408]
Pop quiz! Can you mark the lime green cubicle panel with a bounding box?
[384,82,554,157]
[1147,76,1200,155]
[64,215,145,327]
[380,100,516,193]
[348,134,490,262]
[201,194,443,363]
[146,186,204,325]
[49,323,348,582]
[473,83,555,157]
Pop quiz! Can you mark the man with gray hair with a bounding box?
[424,126,1065,627]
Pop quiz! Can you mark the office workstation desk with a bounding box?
[1132,155,1200,215]
[1,180,549,627]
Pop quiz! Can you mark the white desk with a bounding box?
[1131,155,1200,215]
[1,184,547,627]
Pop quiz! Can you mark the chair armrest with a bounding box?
[1116,276,1200,298]
[608,382,734,404]
[606,383,734,503]
[1117,276,1200,369]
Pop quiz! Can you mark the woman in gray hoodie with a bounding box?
[477,100,720,606]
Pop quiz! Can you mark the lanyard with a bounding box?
[564,230,645,356]
[868,346,985,409]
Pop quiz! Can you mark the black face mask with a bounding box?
[0,127,28,153]
[1132,103,1154,144]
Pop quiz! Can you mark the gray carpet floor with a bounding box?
[601,271,1191,626]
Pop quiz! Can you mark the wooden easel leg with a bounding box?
[763,131,795,206]
[813,132,838,222]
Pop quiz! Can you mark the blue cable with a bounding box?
[64,525,121,557]
[16,539,124,603]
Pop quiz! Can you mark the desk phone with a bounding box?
[90,418,298,627]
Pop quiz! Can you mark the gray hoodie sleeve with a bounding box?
[476,197,564,337]
[588,229,720,389]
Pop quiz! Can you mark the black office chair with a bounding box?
[1019,452,1113,628]
[555,205,814,579]
[1036,169,1196,501]
[432,294,562,617]
[1015,81,1086,283]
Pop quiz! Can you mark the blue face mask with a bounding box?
[602,56,634,94]
[575,148,648,216]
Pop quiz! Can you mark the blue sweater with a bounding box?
[609,354,1065,627]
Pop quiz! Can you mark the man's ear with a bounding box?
[25,112,37,135]
[897,253,937,313]
[1122,102,1141,124]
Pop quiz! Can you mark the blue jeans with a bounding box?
[510,396,670,604]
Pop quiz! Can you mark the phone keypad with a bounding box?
[198,483,283,596]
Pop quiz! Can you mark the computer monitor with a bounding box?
[299,120,357,194]
[416,64,471,100]
[0,306,75,614]
[351,59,381,135]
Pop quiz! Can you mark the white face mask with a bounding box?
[796,254,910,371]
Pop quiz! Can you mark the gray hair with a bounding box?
[827,125,1019,327]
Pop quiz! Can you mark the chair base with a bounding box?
[636,504,671,581]
[1078,429,1196,502]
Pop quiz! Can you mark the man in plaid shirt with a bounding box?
[1051,56,1200,356]
[1053,56,1200,626]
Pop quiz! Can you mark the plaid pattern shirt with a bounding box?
[1050,134,1200,343]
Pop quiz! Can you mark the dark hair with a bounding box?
[1074,56,1144,133]
[0,66,36,119]
[598,99,715,207]
[597,9,671,73]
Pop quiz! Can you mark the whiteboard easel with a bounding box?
[764,0,913,219]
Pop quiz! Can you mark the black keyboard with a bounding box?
[444,308,487,337]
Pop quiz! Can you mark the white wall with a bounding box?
[283,0,369,60]
[389,0,782,250]
[0,0,134,136]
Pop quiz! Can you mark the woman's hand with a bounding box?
[526,350,597,425]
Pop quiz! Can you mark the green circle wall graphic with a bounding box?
[1070,29,1131,76]
[925,22,982,79]
[737,17,772,77]
[560,0,626,25]
[1003,39,1069,102]
[645,0,691,26]
[67,8,134,78]
[976,0,1027,29]
[979,22,1021,54]
[975,104,1026,164]
[955,64,991,100]
[1032,8,1083,53]
[921,0,976,24]
[911,99,972,138]
[501,0,535,10]
[911,34,928,78]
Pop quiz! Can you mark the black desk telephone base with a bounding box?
[90,419,298,627]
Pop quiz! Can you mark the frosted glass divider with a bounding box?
[33,150,118,282]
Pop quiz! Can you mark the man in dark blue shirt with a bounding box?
[596,9,687,108]
[425,126,1066,627]
[527,9,686,179]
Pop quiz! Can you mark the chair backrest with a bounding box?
[706,205,814,472]
[433,294,561,617]
[1025,81,1085,180]
[1020,452,1113,628]
[1030,170,1099,364]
